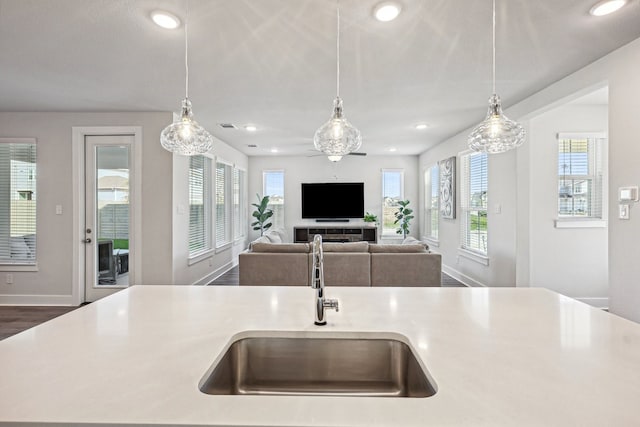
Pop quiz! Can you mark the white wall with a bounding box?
[0,112,173,303]
[524,104,608,305]
[248,155,419,243]
[418,133,518,288]
[171,137,249,286]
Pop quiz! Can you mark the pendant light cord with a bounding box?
[185,0,190,99]
[492,0,496,95]
[336,0,340,98]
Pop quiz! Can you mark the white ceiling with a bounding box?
[0,0,638,156]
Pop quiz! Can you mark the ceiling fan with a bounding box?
[306,150,367,158]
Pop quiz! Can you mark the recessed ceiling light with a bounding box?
[415,123,428,130]
[270,148,278,153]
[389,147,397,152]
[244,125,257,132]
[373,2,402,22]
[151,11,181,29]
[589,0,627,16]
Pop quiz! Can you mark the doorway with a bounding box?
[72,127,142,304]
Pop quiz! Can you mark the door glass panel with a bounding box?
[96,146,129,286]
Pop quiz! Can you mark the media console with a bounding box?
[294,226,377,243]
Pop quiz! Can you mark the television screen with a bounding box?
[301,182,364,219]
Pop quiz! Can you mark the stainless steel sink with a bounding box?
[198,333,437,397]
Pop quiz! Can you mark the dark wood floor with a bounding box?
[208,266,467,287]
[0,306,78,341]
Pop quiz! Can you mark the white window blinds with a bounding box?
[216,162,232,247]
[0,139,37,265]
[460,152,488,254]
[557,134,604,219]
[233,168,246,240]
[424,164,439,240]
[188,155,211,256]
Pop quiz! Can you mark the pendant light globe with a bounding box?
[160,4,214,156]
[468,94,525,154]
[313,1,362,162]
[161,98,214,155]
[468,0,525,154]
[314,97,362,160]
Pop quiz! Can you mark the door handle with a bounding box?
[83,238,92,243]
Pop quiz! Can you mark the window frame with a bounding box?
[459,150,489,263]
[262,170,285,231]
[233,166,247,241]
[215,159,234,251]
[423,164,440,244]
[0,138,38,269]
[555,132,606,228]
[381,169,405,238]
[187,154,213,264]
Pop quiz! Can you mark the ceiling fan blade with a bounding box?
[348,152,367,156]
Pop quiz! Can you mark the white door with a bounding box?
[84,135,134,302]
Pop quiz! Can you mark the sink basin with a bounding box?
[198,332,437,397]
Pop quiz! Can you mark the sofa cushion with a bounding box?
[251,242,310,253]
[248,235,270,250]
[264,228,287,243]
[369,244,427,253]
[321,242,369,253]
[402,236,429,251]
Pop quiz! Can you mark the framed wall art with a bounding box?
[439,156,456,219]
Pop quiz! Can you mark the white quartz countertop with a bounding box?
[1,285,640,426]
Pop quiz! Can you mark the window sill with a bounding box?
[458,248,489,266]
[0,263,38,272]
[215,242,232,254]
[554,219,607,229]
[188,250,214,266]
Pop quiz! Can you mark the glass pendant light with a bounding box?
[160,4,213,156]
[313,1,362,162]
[468,0,525,154]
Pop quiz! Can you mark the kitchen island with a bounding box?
[1,285,639,426]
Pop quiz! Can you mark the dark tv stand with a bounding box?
[315,219,349,223]
[294,225,377,243]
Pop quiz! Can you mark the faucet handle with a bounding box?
[324,298,339,312]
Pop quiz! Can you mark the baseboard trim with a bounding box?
[442,265,486,287]
[195,261,235,286]
[0,294,76,306]
[574,297,609,309]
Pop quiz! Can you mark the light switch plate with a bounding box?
[619,204,630,220]
[619,186,639,202]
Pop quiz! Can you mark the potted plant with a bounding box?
[394,200,414,239]
[363,211,379,226]
[251,194,273,236]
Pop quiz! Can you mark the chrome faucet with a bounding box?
[311,234,339,325]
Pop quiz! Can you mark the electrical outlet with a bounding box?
[6,273,13,284]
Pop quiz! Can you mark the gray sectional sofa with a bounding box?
[239,234,442,287]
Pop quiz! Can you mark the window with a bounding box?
[215,161,233,248]
[424,164,439,241]
[233,167,246,240]
[263,170,285,230]
[0,139,37,265]
[188,155,211,257]
[557,134,604,219]
[382,169,404,236]
[460,151,488,255]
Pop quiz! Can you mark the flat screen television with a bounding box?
[301,182,364,219]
